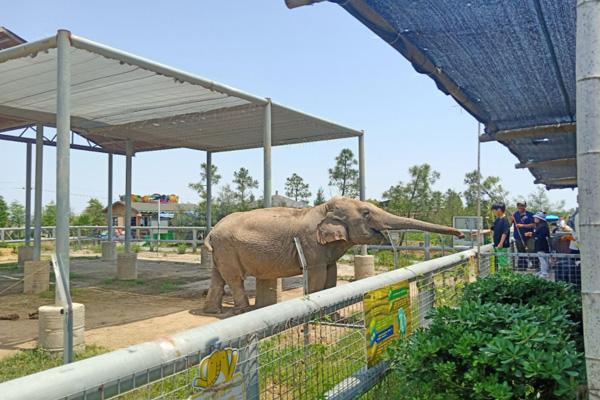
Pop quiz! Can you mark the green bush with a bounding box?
[388,302,584,399]
[384,273,585,399]
[131,244,142,253]
[176,243,187,254]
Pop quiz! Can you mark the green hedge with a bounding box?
[383,272,585,400]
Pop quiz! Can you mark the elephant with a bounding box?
[203,197,464,313]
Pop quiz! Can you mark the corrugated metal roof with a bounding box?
[290,1,577,189]
[0,31,361,153]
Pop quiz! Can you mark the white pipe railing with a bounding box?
[0,245,491,400]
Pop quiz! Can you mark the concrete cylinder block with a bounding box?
[101,241,117,261]
[38,303,85,352]
[354,255,375,280]
[255,278,282,308]
[23,260,50,294]
[18,246,34,268]
[117,252,138,280]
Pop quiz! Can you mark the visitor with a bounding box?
[525,211,550,278]
[512,201,535,270]
[491,203,510,271]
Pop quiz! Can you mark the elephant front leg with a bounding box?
[307,264,328,294]
[324,263,337,289]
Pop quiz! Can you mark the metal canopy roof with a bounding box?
[288,0,577,189]
[0,31,361,153]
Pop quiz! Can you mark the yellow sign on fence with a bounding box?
[364,280,412,367]
[192,348,245,399]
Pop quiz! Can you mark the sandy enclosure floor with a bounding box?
[0,252,354,359]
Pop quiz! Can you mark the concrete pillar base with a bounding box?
[38,303,85,352]
[255,278,282,308]
[23,260,50,294]
[117,252,137,280]
[354,255,375,280]
[18,246,34,268]
[200,245,212,268]
[101,241,117,261]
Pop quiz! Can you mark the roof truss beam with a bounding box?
[515,157,576,169]
[480,123,576,142]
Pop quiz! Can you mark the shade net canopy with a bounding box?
[292,0,576,188]
[0,32,361,153]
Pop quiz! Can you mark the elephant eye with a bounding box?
[362,209,370,218]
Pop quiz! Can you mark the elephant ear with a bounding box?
[317,213,348,245]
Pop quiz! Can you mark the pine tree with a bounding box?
[314,187,326,206]
[0,196,8,228]
[328,149,359,197]
[284,173,311,202]
[232,167,259,210]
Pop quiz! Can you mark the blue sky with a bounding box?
[0,0,577,212]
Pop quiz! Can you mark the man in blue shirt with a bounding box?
[512,201,535,270]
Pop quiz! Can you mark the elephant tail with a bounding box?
[204,231,213,253]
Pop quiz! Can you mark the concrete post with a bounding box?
[33,124,43,261]
[55,29,71,292]
[124,141,133,253]
[576,1,600,395]
[206,151,212,231]
[424,232,431,261]
[256,98,281,307]
[25,142,32,245]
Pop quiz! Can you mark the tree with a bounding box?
[314,187,326,206]
[76,198,105,226]
[188,162,222,202]
[382,164,441,220]
[463,170,509,225]
[232,167,259,210]
[328,149,359,197]
[42,202,56,226]
[0,196,8,228]
[8,201,25,227]
[526,186,566,214]
[285,173,311,202]
[436,189,465,226]
[215,184,238,220]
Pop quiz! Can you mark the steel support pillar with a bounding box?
[206,151,212,231]
[55,29,71,293]
[33,124,43,260]
[358,133,367,256]
[256,99,281,308]
[124,141,133,253]
[25,142,32,245]
[576,1,600,395]
[107,153,113,241]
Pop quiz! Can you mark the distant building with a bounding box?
[272,191,310,208]
[103,201,198,227]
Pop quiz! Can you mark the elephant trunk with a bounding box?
[383,213,464,237]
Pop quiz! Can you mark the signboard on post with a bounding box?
[191,348,246,399]
[364,280,412,367]
[453,216,483,247]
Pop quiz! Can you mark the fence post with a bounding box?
[192,228,197,253]
[424,232,431,260]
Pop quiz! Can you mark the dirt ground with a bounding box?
[0,250,355,359]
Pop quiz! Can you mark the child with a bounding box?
[491,203,510,270]
[525,212,550,278]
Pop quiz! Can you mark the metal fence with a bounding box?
[0,245,492,400]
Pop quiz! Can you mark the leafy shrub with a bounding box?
[463,272,583,347]
[131,244,142,253]
[176,243,187,254]
[388,302,584,399]
[384,273,585,399]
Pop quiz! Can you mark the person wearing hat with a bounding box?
[512,201,535,270]
[525,211,551,278]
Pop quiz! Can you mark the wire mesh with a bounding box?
[91,255,481,400]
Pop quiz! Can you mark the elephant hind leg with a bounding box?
[204,266,225,313]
